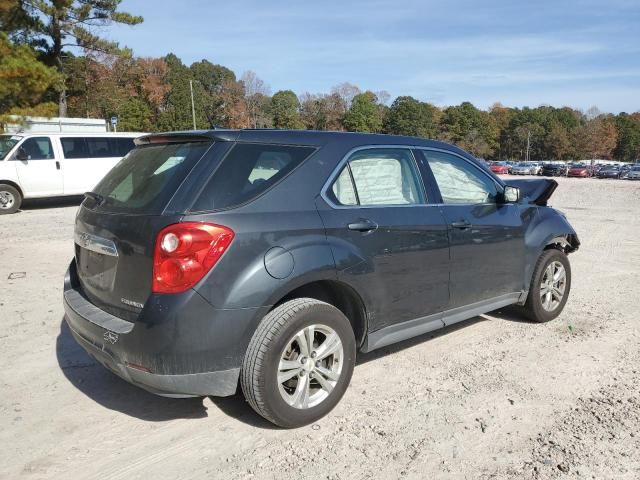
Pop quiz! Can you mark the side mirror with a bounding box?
[503,186,520,203]
[15,147,29,161]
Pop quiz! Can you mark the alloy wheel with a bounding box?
[277,324,344,409]
[540,260,566,312]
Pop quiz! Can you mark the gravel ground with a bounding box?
[0,178,639,480]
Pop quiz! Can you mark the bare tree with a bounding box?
[241,70,270,128]
[375,90,391,106]
[585,106,601,121]
[331,82,361,111]
[299,92,346,131]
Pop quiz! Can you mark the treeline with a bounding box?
[1,1,639,161]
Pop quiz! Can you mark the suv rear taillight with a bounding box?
[152,222,234,294]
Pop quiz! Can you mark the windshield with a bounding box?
[90,141,212,214]
[0,135,22,160]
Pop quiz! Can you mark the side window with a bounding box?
[329,148,425,206]
[18,137,54,160]
[192,143,316,211]
[62,137,135,158]
[117,138,135,156]
[425,150,498,204]
[86,137,113,157]
[61,138,88,159]
[331,166,358,206]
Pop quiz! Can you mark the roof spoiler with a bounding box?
[134,130,240,146]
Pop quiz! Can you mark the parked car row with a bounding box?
[489,161,543,176]
[488,160,640,180]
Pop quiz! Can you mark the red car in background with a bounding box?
[490,161,510,174]
[568,164,591,177]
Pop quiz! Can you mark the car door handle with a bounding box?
[55,161,60,170]
[451,220,471,229]
[348,220,378,232]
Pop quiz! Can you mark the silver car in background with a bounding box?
[512,162,537,175]
[627,165,640,180]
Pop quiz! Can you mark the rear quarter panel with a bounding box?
[188,140,348,310]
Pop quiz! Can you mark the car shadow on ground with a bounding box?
[208,395,281,430]
[20,195,83,211]
[56,310,532,428]
[489,305,539,324]
[56,319,208,422]
[213,316,495,428]
[355,316,487,366]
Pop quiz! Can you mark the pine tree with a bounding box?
[13,0,143,116]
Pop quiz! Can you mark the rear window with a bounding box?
[90,141,211,214]
[192,143,315,211]
[61,137,136,159]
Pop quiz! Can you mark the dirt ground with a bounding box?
[1,178,639,480]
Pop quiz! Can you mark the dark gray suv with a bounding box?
[63,129,579,427]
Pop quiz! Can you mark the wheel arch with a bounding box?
[0,180,24,198]
[524,208,579,290]
[270,279,368,350]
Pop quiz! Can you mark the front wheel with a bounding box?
[241,298,356,428]
[0,184,21,214]
[522,249,572,322]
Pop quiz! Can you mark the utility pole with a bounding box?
[525,130,531,162]
[190,79,197,130]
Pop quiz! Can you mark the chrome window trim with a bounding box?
[320,145,430,210]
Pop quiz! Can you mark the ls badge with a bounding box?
[103,331,119,345]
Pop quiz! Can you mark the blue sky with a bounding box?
[107,0,640,113]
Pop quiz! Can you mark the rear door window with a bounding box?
[90,141,211,214]
[192,143,315,211]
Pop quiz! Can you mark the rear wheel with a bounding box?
[0,184,21,214]
[522,249,571,322]
[241,298,356,428]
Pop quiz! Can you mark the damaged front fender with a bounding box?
[522,206,580,292]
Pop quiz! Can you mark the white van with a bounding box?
[0,132,144,214]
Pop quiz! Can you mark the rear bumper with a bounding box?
[63,260,268,397]
[66,321,239,397]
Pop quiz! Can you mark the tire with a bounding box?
[241,298,356,428]
[0,184,22,214]
[522,249,571,323]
